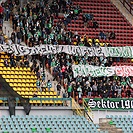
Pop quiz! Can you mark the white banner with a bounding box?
[0,44,132,58]
[72,65,133,77]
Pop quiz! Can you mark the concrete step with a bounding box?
[98,128,123,133]
[99,118,112,123]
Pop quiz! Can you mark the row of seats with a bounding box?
[106,115,133,133]
[0,115,108,133]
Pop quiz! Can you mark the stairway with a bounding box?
[98,118,123,133]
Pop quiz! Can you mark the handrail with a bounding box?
[0,97,72,107]
[83,98,93,122]
[119,0,133,16]
[72,98,83,116]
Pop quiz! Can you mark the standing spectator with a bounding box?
[117,82,122,98]
[109,31,115,40]
[4,59,9,67]
[36,70,40,79]
[92,81,97,97]
[16,30,22,44]
[41,80,47,92]
[47,80,52,91]
[99,31,106,40]
[5,6,10,21]
[77,85,82,99]
[56,82,61,96]
[36,79,41,91]
[67,83,72,98]
[10,54,15,67]
[11,30,16,43]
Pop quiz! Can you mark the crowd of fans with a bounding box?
[0,0,133,103]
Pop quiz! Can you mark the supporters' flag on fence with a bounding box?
[72,65,133,77]
[0,44,133,58]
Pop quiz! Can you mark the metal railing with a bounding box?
[119,0,133,15]
[0,97,72,107]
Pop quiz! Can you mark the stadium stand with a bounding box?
[0,0,133,132]
[0,115,107,133]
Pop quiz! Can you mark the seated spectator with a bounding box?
[99,31,106,40]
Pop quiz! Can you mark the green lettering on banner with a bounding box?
[85,98,133,111]
[107,47,133,58]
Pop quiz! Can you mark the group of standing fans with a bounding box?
[0,0,132,102]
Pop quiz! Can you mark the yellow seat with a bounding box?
[10,79,14,82]
[26,79,30,83]
[5,79,10,82]
[18,75,23,79]
[17,88,21,91]
[25,91,29,95]
[17,79,21,82]
[17,91,21,95]
[5,55,9,58]
[15,71,19,74]
[0,100,3,104]
[19,71,23,75]
[15,67,19,71]
[1,55,5,58]
[6,71,11,74]
[50,88,54,91]
[46,92,50,96]
[18,83,22,87]
[29,92,33,95]
[11,67,15,71]
[22,79,26,82]
[42,92,46,96]
[13,87,17,91]
[2,75,6,78]
[9,83,14,87]
[25,83,30,87]
[22,75,27,79]
[23,67,27,71]
[21,83,26,87]
[37,92,42,95]
[0,63,4,67]
[29,96,33,98]
[14,83,18,87]
[27,67,31,71]
[0,67,3,70]
[53,91,57,95]
[21,91,25,95]
[6,75,10,78]
[50,92,54,96]
[14,75,18,78]
[29,83,34,87]
[19,67,23,70]
[27,75,31,79]
[7,67,10,70]
[10,71,15,75]
[27,71,31,75]
[2,71,7,74]
[0,59,4,63]
[3,67,7,70]
[10,75,15,78]
[23,71,27,75]
[0,71,3,74]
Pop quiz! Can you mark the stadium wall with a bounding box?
[0,107,133,124]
